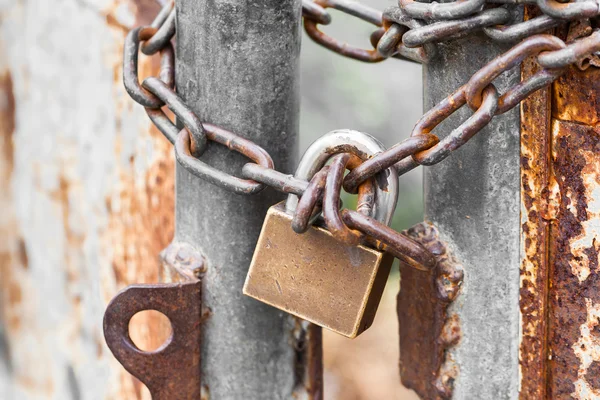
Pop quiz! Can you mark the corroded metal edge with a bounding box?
[518,6,552,399]
[398,222,463,399]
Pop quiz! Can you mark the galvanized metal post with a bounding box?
[174,1,313,399]
[399,28,524,399]
[424,36,522,399]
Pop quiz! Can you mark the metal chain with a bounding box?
[122,0,600,271]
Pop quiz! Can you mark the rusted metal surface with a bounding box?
[0,65,17,400]
[104,242,203,400]
[518,7,552,399]
[0,0,176,398]
[466,34,565,109]
[293,321,323,399]
[397,222,463,400]
[104,281,201,400]
[547,64,600,400]
[537,0,600,20]
[552,61,600,126]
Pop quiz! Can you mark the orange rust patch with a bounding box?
[104,122,175,369]
[553,66,600,126]
[106,128,175,289]
[101,4,176,394]
[100,1,176,396]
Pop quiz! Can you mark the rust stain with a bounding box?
[99,1,176,398]
[398,222,463,400]
[46,175,86,284]
[0,69,15,169]
[0,67,22,350]
[518,6,552,398]
[585,360,600,391]
[547,118,600,399]
[102,3,176,398]
[104,101,175,400]
[105,136,175,290]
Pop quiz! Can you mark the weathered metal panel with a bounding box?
[547,65,600,400]
[422,31,522,399]
[0,0,176,398]
[175,0,311,398]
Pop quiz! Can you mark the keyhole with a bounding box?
[128,310,173,352]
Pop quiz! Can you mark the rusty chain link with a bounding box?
[122,0,600,271]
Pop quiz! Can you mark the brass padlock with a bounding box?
[243,130,398,338]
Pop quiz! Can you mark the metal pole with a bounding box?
[404,30,523,398]
[174,1,311,399]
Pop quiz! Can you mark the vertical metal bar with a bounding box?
[518,6,552,398]
[421,30,523,398]
[174,1,308,399]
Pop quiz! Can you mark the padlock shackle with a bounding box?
[286,129,398,226]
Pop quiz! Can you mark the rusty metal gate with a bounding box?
[1,0,600,399]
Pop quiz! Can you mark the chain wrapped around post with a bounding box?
[120,0,600,272]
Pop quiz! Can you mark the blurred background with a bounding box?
[0,0,422,398]
[299,4,422,399]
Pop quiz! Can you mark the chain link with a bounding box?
[122,0,600,271]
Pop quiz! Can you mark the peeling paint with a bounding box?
[548,119,600,399]
[519,21,600,398]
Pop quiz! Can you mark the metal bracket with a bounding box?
[397,222,464,400]
[103,242,204,400]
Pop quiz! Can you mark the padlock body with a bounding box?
[243,201,393,338]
